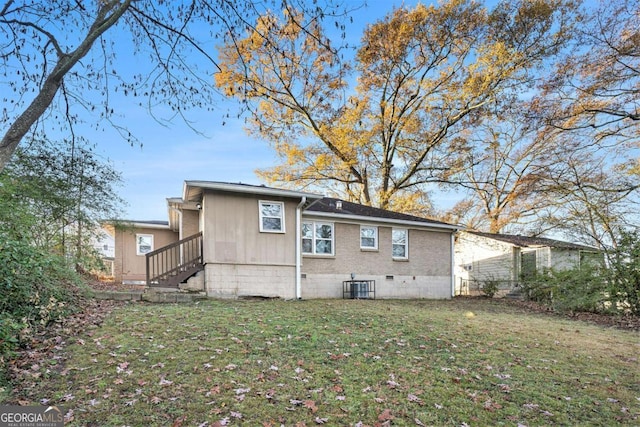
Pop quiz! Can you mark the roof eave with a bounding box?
[302,211,459,232]
[125,221,171,230]
[183,180,324,202]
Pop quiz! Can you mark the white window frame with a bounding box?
[392,228,408,260]
[360,225,378,250]
[136,234,154,256]
[259,200,285,233]
[302,221,334,256]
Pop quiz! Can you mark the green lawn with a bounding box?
[15,299,640,426]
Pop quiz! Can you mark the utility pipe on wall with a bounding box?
[295,196,307,299]
[451,232,456,298]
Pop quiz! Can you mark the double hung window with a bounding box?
[259,201,285,233]
[392,228,408,259]
[360,226,378,249]
[136,234,154,255]
[302,221,334,255]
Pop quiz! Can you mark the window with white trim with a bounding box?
[392,228,408,259]
[302,221,334,255]
[136,234,154,256]
[360,225,378,249]
[259,201,285,233]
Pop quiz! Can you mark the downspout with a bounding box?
[451,232,456,298]
[295,196,307,300]
[168,206,183,239]
[169,206,184,265]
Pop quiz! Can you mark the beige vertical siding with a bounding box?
[201,191,300,298]
[181,209,200,238]
[201,191,297,266]
[113,226,178,283]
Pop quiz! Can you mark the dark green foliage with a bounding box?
[0,314,23,362]
[2,140,123,265]
[0,139,122,380]
[480,278,500,298]
[0,231,88,376]
[523,231,640,315]
[607,230,640,315]
[522,266,609,314]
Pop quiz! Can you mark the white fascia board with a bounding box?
[302,211,460,232]
[128,222,171,230]
[183,180,323,202]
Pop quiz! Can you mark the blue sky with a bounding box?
[87,0,442,221]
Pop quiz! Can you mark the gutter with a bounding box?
[303,211,459,232]
[295,196,307,299]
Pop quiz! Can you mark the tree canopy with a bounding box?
[216,0,639,247]
[215,0,578,213]
[2,0,638,248]
[0,0,357,170]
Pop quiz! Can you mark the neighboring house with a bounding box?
[108,181,460,299]
[91,229,116,276]
[92,229,115,258]
[454,230,602,295]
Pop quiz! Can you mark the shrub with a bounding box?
[480,278,500,298]
[607,230,640,315]
[522,265,609,314]
[0,232,88,375]
[0,314,24,361]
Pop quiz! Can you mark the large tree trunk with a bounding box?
[0,0,132,171]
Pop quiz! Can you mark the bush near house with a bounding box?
[523,231,640,315]
[522,265,609,314]
[0,142,121,386]
[479,278,500,298]
[608,230,640,315]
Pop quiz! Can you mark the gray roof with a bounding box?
[468,231,598,251]
[305,197,459,230]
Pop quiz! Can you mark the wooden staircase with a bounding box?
[146,232,203,288]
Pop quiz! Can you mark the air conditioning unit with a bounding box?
[351,281,369,299]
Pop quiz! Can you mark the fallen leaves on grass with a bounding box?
[304,400,319,413]
[5,299,639,426]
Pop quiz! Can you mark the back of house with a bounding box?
[105,181,460,299]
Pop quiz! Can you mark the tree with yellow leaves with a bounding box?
[215,0,578,214]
